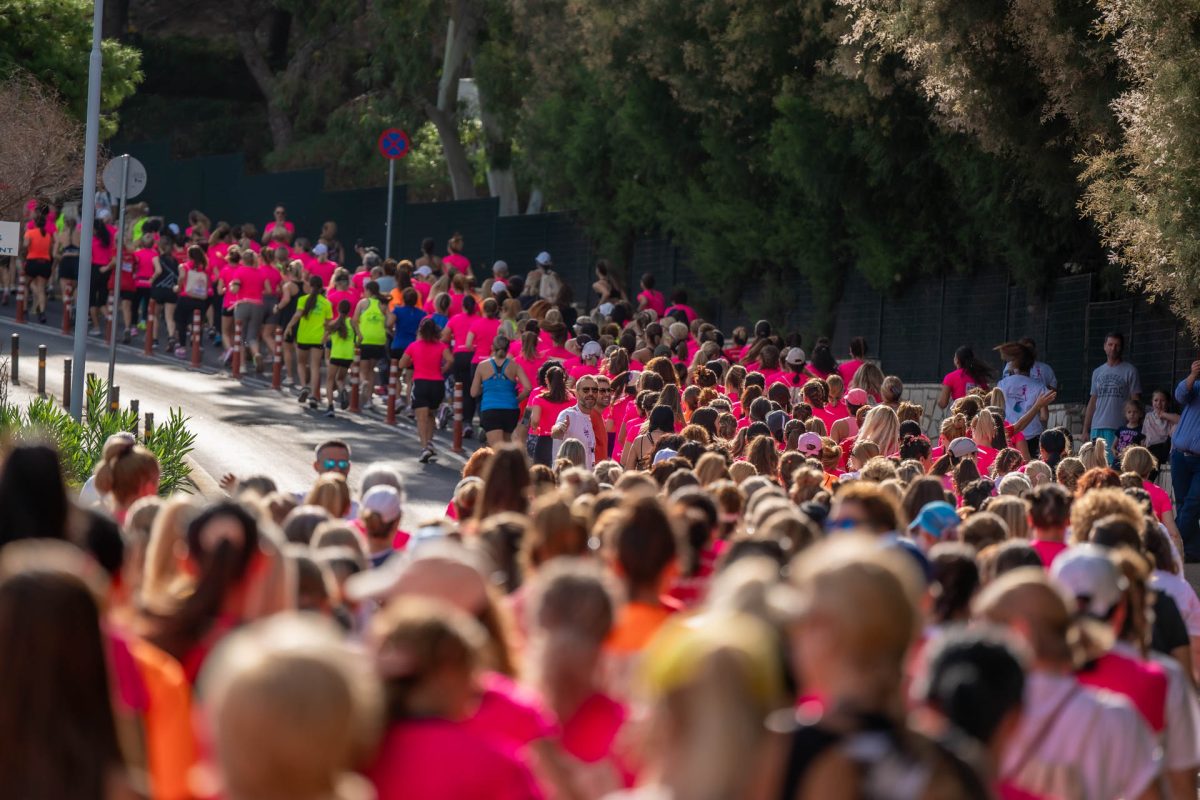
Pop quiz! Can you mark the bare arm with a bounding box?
[1083,395,1097,435]
[937,384,951,410]
[470,363,485,398]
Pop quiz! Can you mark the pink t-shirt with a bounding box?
[259,264,281,296]
[560,692,633,785]
[352,269,370,293]
[233,264,268,304]
[219,266,240,308]
[462,671,559,750]
[530,393,575,436]
[974,444,997,474]
[133,248,157,288]
[663,303,696,324]
[1031,539,1068,569]
[327,288,358,315]
[368,720,544,800]
[639,288,666,316]
[412,279,432,305]
[943,368,988,400]
[1077,651,1167,733]
[838,359,864,386]
[446,312,476,352]
[405,340,449,381]
[307,259,338,287]
[447,291,465,316]
[470,317,503,363]
[569,362,600,383]
[443,252,470,273]
[263,220,294,238]
[91,227,117,266]
[513,353,547,388]
[1143,480,1171,519]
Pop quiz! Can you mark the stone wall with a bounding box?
[903,383,1085,439]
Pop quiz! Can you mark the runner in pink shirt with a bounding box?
[306,243,337,285]
[636,273,667,316]
[400,318,453,461]
[231,249,270,371]
[443,232,470,273]
[837,337,869,387]
[466,299,503,365]
[938,345,995,408]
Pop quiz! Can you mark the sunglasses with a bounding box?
[322,459,351,470]
[578,387,598,394]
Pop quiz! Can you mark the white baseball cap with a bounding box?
[1052,544,1126,619]
[598,302,615,317]
[785,347,806,366]
[361,485,402,524]
[415,265,433,277]
[312,242,328,256]
[582,341,603,359]
[491,280,508,295]
[535,251,552,266]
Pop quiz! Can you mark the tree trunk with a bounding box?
[525,188,544,215]
[488,168,519,215]
[426,102,476,200]
[430,11,478,200]
[234,28,295,151]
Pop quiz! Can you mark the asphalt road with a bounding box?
[0,299,470,524]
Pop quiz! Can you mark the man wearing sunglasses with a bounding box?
[313,439,352,478]
[551,375,599,469]
[589,374,612,464]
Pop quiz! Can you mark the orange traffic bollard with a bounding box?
[272,329,283,390]
[15,273,25,324]
[386,359,398,425]
[61,283,72,333]
[349,346,361,413]
[143,300,157,356]
[190,310,202,368]
[104,292,114,343]
[452,381,464,453]
[231,319,243,379]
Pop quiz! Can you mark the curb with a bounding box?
[0,315,477,469]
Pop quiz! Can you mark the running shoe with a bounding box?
[89,326,101,336]
[323,405,336,418]
[298,387,311,404]
[463,425,475,440]
[339,389,349,410]
[38,312,47,324]
[253,353,263,373]
[122,330,132,344]
[418,446,435,463]
[436,405,452,430]
[308,398,318,410]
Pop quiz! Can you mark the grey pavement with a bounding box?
[0,297,471,524]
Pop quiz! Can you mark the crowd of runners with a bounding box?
[8,198,1200,798]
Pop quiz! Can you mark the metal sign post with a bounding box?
[100,154,147,401]
[377,128,411,260]
[70,0,105,421]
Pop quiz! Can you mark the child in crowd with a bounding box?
[1114,398,1146,459]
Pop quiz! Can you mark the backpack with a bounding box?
[539,269,562,302]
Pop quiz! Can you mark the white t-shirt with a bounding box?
[554,405,596,470]
[1003,359,1058,389]
[1001,671,1160,800]
[1152,569,1200,637]
[997,374,1050,437]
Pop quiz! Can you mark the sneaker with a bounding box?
[38,312,47,324]
[174,346,187,359]
[339,390,349,411]
[308,398,319,410]
[418,446,435,464]
[297,387,311,404]
[253,353,263,374]
[122,330,131,344]
[88,326,101,336]
[436,405,453,430]
[323,405,336,418]
[137,321,146,331]
[221,348,233,365]
[463,425,475,440]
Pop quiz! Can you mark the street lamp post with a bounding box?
[71,0,105,421]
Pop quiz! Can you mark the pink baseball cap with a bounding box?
[846,388,869,406]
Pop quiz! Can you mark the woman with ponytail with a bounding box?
[141,502,264,683]
[938,346,995,409]
[284,275,332,409]
[93,441,159,526]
